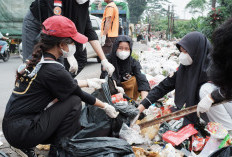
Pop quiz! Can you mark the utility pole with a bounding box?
[167,5,170,40]
[170,5,174,40]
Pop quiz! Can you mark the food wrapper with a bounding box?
[206,122,228,139]
[162,124,198,146]
[111,93,127,104]
[191,135,209,151]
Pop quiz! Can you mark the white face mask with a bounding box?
[179,52,193,66]
[116,51,130,60]
[75,0,88,4]
[62,44,76,58]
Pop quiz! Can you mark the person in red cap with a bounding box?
[2,15,119,157]
[22,0,115,77]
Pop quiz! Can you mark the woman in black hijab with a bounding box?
[101,35,150,100]
[138,31,212,125]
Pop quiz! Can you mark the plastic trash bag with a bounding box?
[209,146,232,157]
[60,137,135,157]
[119,123,146,145]
[77,75,139,138]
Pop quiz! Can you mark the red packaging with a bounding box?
[156,105,172,118]
[111,93,126,104]
[162,124,198,146]
[190,135,210,152]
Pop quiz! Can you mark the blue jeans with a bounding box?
[0,40,7,54]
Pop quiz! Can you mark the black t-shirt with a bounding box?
[4,53,96,118]
[30,0,98,41]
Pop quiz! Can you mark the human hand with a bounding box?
[197,94,214,117]
[102,103,119,118]
[101,35,106,46]
[87,78,106,89]
[67,55,78,75]
[101,59,115,76]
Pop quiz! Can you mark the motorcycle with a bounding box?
[0,42,10,62]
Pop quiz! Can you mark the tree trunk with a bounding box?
[212,0,216,8]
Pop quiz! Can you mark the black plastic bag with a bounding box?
[77,76,139,138]
[60,137,135,157]
[209,146,232,157]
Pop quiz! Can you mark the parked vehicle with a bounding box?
[0,42,10,62]
[85,15,104,62]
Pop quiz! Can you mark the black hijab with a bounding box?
[108,35,133,84]
[175,32,212,109]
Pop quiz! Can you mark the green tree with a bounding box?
[126,0,147,23]
[185,0,207,16]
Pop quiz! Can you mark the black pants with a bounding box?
[3,95,82,149]
[102,36,116,55]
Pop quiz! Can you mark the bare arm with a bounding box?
[94,99,106,108]
[103,17,112,35]
[89,40,106,61]
[1,36,9,40]
[77,80,88,88]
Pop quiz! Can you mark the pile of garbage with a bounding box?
[139,39,180,78]
[118,101,232,157]
[114,40,232,157]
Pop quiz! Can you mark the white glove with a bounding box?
[197,94,214,117]
[87,78,106,89]
[101,59,115,76]
[67,55,78,75]
[116,86,125,94]
[102,103,119,118]
[101,35,106,46]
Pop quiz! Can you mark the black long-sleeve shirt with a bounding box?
[141,72,176,109]
[4,53,96,118]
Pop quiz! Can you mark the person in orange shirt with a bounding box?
[101,0,119,55]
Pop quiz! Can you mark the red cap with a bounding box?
[42,15,88,44]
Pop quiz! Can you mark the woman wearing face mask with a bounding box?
[2,16,118,157]
[22,0,115,77]
[137,32,212,125]
[101,35,150,101]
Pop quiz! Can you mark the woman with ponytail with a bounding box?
[2,16,118,157]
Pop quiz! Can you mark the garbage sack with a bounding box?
[60,137,135,157]
[77,75,139,138]
[209,146,232,157]
[111,102,139,137]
